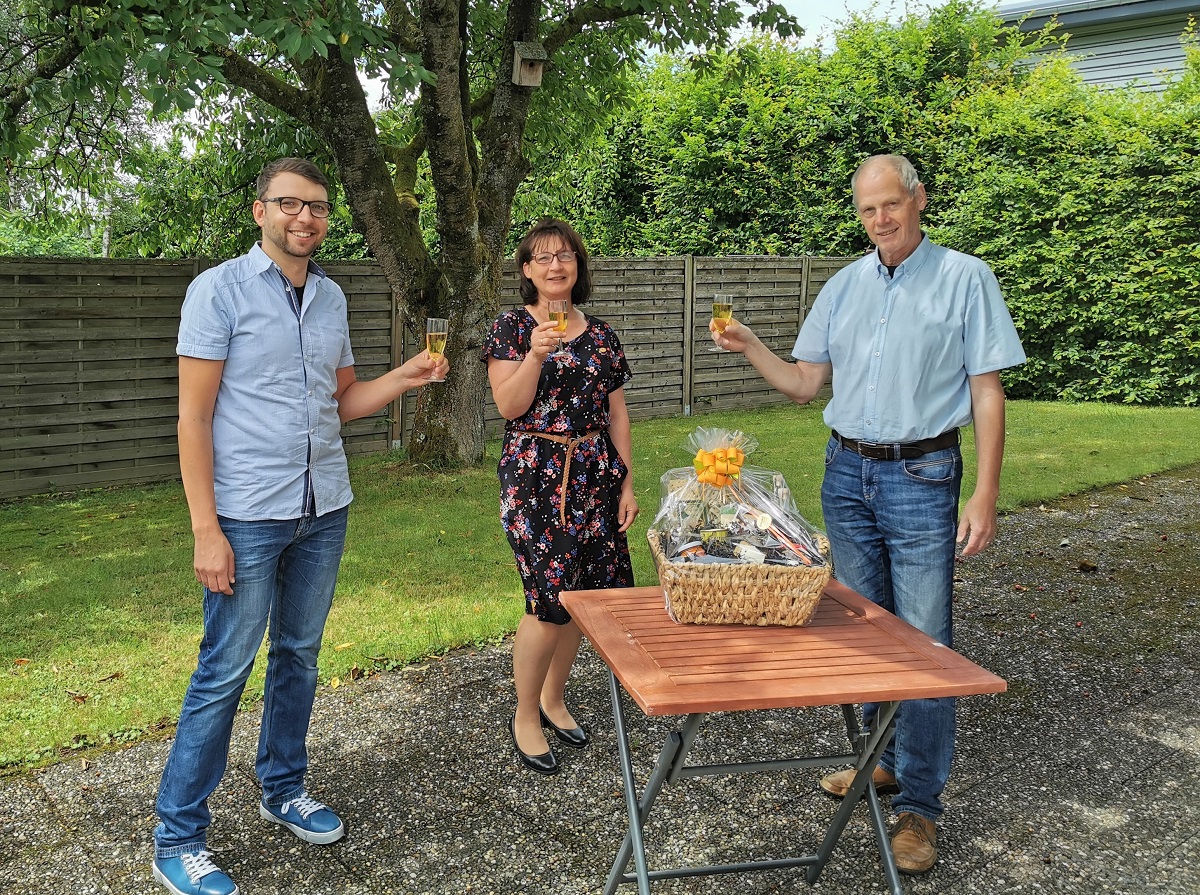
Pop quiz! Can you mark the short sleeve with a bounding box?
[963,263,1026,375]
[791,260,862,364]
[481,310,530,362]
[177,271,234,360]
[319,278,355,369]
[602,324,633,392]
[791,285,833,364]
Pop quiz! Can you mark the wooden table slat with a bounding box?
[561,583,1005,716]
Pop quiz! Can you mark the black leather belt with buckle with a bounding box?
[832,428,960,461]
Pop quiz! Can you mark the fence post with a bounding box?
[800,255,811,328]
[682,254,695,416]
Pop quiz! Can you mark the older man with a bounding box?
[714,154,1025,873]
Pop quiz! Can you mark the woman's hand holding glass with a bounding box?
[546,299,572,359]
[529,319,565,362]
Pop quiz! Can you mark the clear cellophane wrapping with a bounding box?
[648,428,832,626]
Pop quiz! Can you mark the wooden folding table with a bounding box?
[560,582,1006,895]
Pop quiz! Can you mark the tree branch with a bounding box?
[465,0,644,146]
[380,0,422,54]
[1,29,83,122]
[208,45,315,129]
[418,0,480,284]
[542,0,645,56]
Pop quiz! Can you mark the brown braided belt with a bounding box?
[517,430,604,525]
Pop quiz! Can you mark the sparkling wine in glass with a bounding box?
[425,317,448,382]
[709,294,734,352]
[547,299,571,359]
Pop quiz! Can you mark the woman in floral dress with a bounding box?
[482,218,638,775]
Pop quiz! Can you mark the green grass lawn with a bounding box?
[2,400,1198,770]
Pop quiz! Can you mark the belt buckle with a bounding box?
[858,440,894,460]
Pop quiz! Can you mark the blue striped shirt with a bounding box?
[177,243,355,520]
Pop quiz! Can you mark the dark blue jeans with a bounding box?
[821,437,961,822]
[154,506,348,857]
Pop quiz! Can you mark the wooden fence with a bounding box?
[0,254,853,499]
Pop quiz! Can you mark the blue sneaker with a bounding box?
[258,791,345,844]
[151,851,238,895]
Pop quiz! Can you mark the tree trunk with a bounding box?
[223,2,545,469]
[401,0,494,467]
[404,0,539,467]
[309,35,490,467]
[406,278,492,467]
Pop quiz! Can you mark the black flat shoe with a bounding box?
[539,706,590,749]
[510,715,559,775]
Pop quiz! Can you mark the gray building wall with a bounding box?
[997,0,1199,90]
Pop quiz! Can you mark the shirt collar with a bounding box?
[872,232,931,279]
[249,242,328,282]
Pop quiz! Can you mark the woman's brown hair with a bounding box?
[514,218,592,306]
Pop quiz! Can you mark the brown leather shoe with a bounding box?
[891,812,937,874]
[818,765,899,798]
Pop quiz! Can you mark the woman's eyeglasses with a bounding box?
[264,197,333,218]
[530,251,577,265]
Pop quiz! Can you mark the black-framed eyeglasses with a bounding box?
[531,251,577,265]
[264,197,333,218]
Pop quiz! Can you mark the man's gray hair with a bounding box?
[851,154,922,201]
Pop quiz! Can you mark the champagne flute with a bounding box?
[708,294,734,352]
[425,317,448,382]
[547,299,571,359]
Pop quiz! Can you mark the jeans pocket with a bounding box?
[902,454,959,484]
[824,440,838,468]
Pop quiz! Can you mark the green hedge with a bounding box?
[927,60,1200,404]
[544,1,1200,405]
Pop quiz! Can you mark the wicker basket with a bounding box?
[648,528,832,627]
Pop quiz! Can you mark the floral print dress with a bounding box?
[481,308,635,624]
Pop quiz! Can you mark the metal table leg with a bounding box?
[604,671,706,895]
[603,682,902,895]
[805,700,902,894]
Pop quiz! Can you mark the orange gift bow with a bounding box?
[692,446,745,487]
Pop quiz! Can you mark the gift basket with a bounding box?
[647,427,831,627]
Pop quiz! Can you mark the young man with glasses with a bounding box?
[713,154,1024,875]
[152,158,447,895]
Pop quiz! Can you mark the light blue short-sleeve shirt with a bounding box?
[792,236,1026,443]
[177,243,356,520]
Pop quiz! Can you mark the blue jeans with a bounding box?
[821,437,961,822]
[154,506,348,857]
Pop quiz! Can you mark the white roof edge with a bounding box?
[996,0,1199,27]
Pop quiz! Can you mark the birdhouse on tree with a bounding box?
[512,42,547,87]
